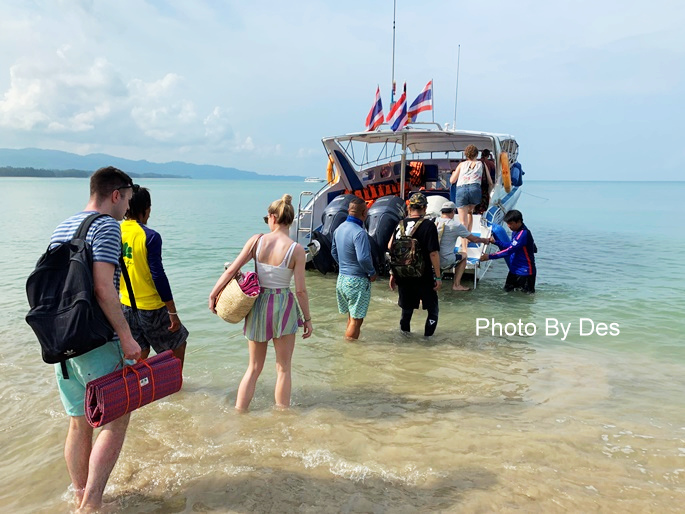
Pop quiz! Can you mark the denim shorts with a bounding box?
[455,183,482,208]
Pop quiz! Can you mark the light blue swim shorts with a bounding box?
[55,340,123,417]
[336,274,371,319]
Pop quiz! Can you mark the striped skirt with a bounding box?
[244,287,303,342]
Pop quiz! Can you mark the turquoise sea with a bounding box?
[1,178,684,513]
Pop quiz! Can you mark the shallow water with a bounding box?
[1,178,684,513]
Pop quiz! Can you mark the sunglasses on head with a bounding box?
[117,183,140,193]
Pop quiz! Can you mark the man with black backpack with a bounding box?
[388,192,442,336]
[43,167,141,510]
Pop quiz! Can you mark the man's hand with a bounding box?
[168,313,181,332]
[369,274,377,283]
[434,279,442,292]
[120,335,142,361]
[389,274,396,291]
[480,254,490,262]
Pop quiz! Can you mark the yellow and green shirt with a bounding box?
[120,220,173,310]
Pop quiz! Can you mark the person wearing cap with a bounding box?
[331,197,377,340]
[480,149,496,183]
[474,149,496,215]
[388,192,442,336]
[435,200,492,291]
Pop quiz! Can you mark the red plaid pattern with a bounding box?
[85,350,182,427]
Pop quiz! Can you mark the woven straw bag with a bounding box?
[215,273,259,323]
[215,234,262,324]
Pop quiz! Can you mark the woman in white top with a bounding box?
[209,194,313,410]
[450,144,494,243]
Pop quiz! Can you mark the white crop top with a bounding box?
[255,240,297,289]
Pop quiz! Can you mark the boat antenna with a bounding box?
[453,44,460,129]
[390,0,397,107]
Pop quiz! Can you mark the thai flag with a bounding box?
[387,82,407,131]
[365,86,384,131]
[408,80,433,121]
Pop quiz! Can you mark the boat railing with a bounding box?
[295,191,315,245]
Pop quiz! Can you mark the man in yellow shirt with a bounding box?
[120,187,188,367]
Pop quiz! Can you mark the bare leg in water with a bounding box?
[235,341,268,411]
[273,334,296,409]
[74,413,130,512]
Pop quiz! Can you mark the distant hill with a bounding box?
[0,148,305,181]
[0,166,188,179]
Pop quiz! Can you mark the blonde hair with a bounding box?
[464,144,478,160]
[268,194,295,226]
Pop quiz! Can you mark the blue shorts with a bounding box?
[455,183,482,208]
[55,340,123,417]
[336,275,371,319]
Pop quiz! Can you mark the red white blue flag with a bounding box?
[387,82,407,131]
[408,80,433,121]
[365,86,384,131]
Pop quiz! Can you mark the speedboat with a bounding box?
[291,122,524,287]
[304,177,325,183]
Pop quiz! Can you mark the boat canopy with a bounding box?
[322,125,518,169]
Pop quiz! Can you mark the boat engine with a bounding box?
[366,195,406,276]
[309,194,357,274]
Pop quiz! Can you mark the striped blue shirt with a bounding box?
[50,210,123,293]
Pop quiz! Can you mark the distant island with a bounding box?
[0,148,306,181]
[0,166,188,179]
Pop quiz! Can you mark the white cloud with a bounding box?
[0,0,683,178]
[297,148,318,159]
[203,107,233,144]
[236,136,255,152]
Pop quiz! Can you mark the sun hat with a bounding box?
[408,192,428,207]
[441,200,457,212]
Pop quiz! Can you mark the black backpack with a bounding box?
[26,213,126,378]
[389,219,425,278]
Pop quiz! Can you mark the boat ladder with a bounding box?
[295,190,315,245]
[460,214,493,289]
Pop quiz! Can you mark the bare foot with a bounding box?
[452,285,471,291]
[76,500,116,513]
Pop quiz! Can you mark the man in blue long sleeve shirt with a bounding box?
[331,197,377,339]
[480,209,537,293]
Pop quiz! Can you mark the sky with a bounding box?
[0,0,683,180]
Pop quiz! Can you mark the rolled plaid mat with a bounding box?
[85,350,182,427]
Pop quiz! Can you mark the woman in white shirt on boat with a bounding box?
[450,144,493,249]
[209,194,313,411]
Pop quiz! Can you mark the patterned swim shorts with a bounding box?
[123,305,189,353]
[336,275,371,319]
